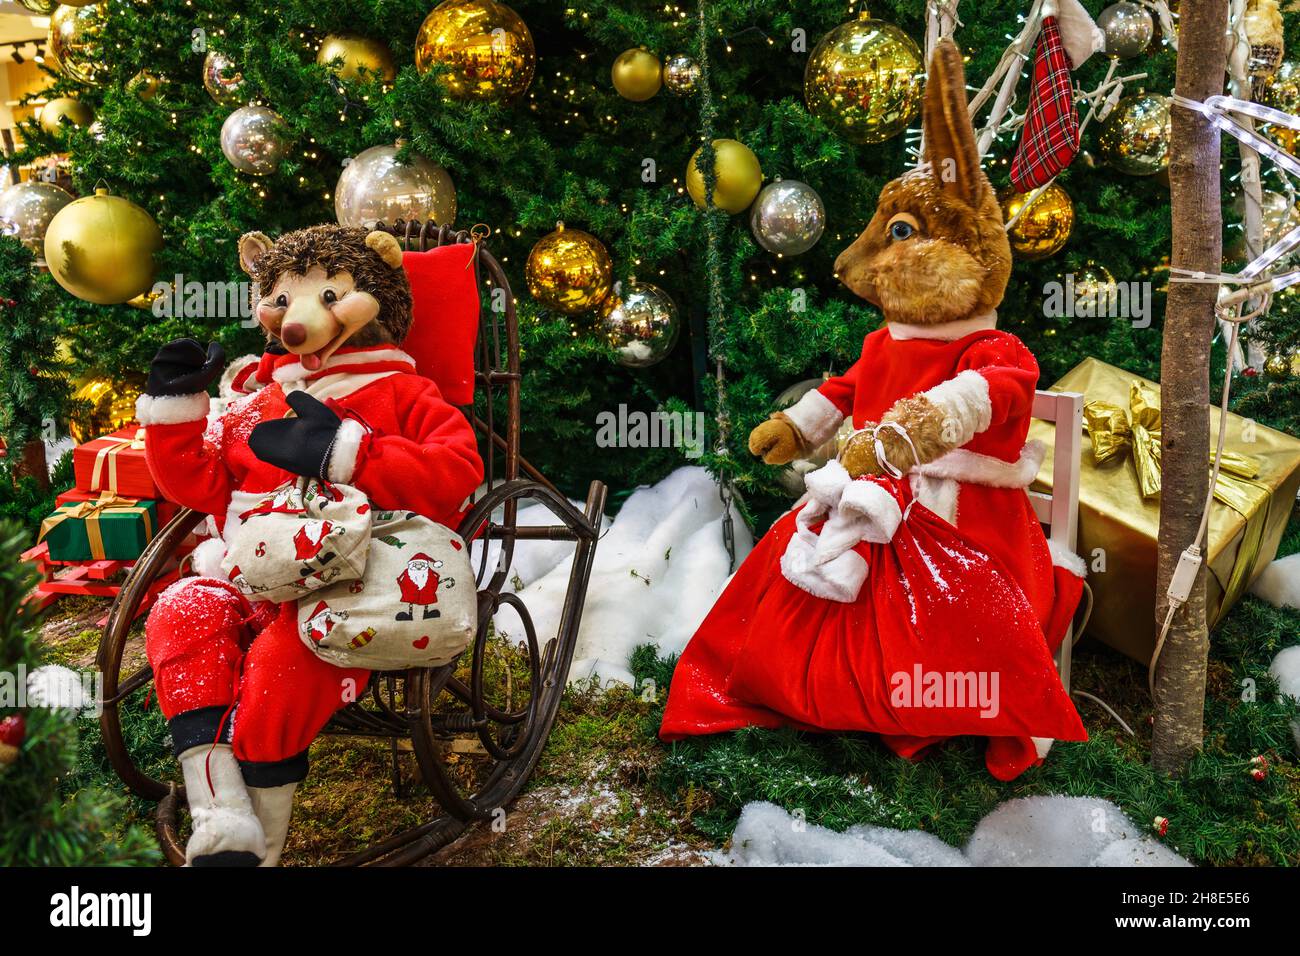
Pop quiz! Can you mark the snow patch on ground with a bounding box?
[718,797,1191,867]
[1250,552,1300,609]
[491,467,753,687]
[1269,645,1300,751]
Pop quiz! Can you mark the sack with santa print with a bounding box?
[297,509,477,671]
[220,477,372,603]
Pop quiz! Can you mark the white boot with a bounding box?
[179,744,265,867]
[248,782,298,867]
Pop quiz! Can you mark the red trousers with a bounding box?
[146,577,368,783]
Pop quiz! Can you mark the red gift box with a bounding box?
[56,488,180,528]
[73,427,160,499]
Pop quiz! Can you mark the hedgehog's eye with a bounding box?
[274,293,288,308]
[887,213,920,241]
[322,288,337,305]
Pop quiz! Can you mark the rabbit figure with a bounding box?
[660,41,1086,781]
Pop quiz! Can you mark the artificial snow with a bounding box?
[490,467,753,687]
[1249,551,1300,609]
[717,797,1190,867]
[1268,644,1300,751]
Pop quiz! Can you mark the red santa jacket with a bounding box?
[780,318,1082,631]
[135,346,483,541]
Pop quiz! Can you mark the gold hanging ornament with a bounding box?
[43,187,163,305]
[999,183,1075,261]
[687,139,763,214]
[68,377,143,443]
[39,97,93,135]
[662,54,701,95]
[804,11,924,145]
[317,34,396,83]
[203,50,247,106]
[1263,60,1300,152]
[611,48,662,101]
[16,0,57,13]
[128,70,163,101]
[414,0,535,102]
[1097,93,1171,176]
[525,222,613,315]
[48,3,109,87]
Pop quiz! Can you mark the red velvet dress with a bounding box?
[660,324,1087,780]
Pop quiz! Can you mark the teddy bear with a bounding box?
[661,41,1087,781]
[135,224,483,866]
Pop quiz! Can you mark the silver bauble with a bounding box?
[203,50,247,106]
[662,54,701,95]
[602,281,680,368]
[749,179,826,256]
[1098,2,1154,59]
[220,106,292,176]
[0,181,74,262]
[334,144,457,228]
[772,377,855,495]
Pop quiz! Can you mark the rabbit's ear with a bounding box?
[922,39,982,208]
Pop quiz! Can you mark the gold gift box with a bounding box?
[1028,357,1300,665]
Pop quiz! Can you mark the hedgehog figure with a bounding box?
[132,223,483,866]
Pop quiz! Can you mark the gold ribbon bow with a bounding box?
[1083,381,1262,504]
[90,428,146,492]
[39,492,153,560]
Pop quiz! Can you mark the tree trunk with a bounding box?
[1153,0,1228,774]
[14,440,49,490]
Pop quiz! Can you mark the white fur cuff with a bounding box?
[922,370,992,448]
[1051,0,1106,69]
[839,479,903,544]
[135,392,211,427]
[1047,539,1087,578]
[326,419,367,484]
[783,388,846,449]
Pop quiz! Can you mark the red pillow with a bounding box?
[400,242,480,406]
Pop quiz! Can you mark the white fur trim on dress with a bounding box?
[326,418,367,484]
[909,474,959,525]
[782,388,846,449]
[886,311,997,341]
[135,391,211,427]
[839,479,903,544]
[271,347,416,385]
[1046,538,1087,578]
[921,370,992,447]
[1031,736,1054,760]
[915,440,1046,488]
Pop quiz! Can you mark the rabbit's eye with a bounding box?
[887,214,919,241]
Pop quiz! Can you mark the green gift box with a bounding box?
[39,492,157,562]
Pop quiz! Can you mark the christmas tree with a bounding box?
[0,522,155,865]
[1,0,1200,517]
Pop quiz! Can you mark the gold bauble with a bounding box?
[44,188,163,305]
[48,4,109,87]
[611,48,662,102]
[1000,183,1074,261]
[525,222,613,315]
[1264,60,1300,153]
[69,377,142,444]
[1097,93,1171,176]
[317,34,397,83]
[687,139,763,214]
[128,70,163,101]
[804,13,924,144]
[39,97,93,135]
[16,0,57,14]
[1072,262,1117,314]
[414,0,535,102]
[203,50,247,106]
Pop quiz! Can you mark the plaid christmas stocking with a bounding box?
[1010,16,1080,192]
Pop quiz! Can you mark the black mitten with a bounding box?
[145,338,226,396]
[249,391,346,480]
